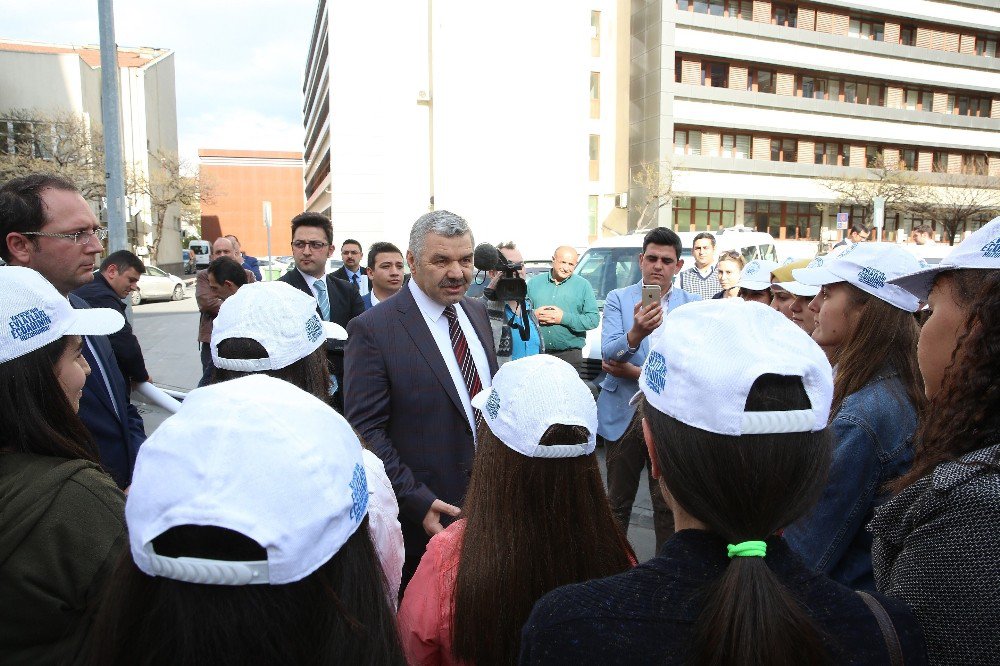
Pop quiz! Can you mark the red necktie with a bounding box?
[443,304,483,418]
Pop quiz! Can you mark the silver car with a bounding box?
[130,265,187,305]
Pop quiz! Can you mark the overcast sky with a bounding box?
[3,0,317,163]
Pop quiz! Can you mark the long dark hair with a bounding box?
[451,424,634,665]
[82,518,405,666]
[894,270,1000,490]
[212,338,331,405]
[0,335,98,463]
[644,374,833,666]
[828,284,925,418]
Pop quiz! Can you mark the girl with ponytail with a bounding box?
[520,300,927,665]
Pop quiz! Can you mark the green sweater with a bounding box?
[0,453,125,666]
[526,272,600,351]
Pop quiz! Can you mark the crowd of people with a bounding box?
[0,170,998,665]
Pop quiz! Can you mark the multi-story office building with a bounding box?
[0,40,183,269]
[302,0,631,258]
[631,0,1000,246]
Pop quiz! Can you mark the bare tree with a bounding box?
[0,109,105,200]
[822,157,920,227]
[907,175,1000,245]
[631,160,675,232]
[126,151,215,264]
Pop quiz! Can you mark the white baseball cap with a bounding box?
[890,216,1000,300]
[771,259,820,298]
[211,281,347,372]
[127,374,369,585]
[630,299,832,436]
[0,266,123,364]
[792,243,924,312]
[737,259,780,291]
[470,355,597,458]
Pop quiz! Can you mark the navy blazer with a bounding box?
[344,286,498,559]
[72,273,149,383]
[362,291,374,311]
[331,265,369,293]
[68,294,147,488]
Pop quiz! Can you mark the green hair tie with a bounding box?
[727,541,767,559]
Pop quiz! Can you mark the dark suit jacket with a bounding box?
[331,265,369,293]
[279,268,364,382]
[69,294,147,489]
[362,291,374,310]
[72,273,149,383]
[344,286,498,559]
[242,255,262,282]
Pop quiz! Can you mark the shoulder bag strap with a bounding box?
[857,590,903,666]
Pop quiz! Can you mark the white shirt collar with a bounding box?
[409,279,447,322]
[297,268,325,289]
[369,290,381,306]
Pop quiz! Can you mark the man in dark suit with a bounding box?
[0,174,146,488]
[362,241,405,310]
[345,210,498,588]
[331,238,370,295]
[280,213,364,412]
[72,249,150,385]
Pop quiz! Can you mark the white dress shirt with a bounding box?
[369,290,381,307]
[344,267,369,296]
[297,269,326,310]
[408,279,491,433]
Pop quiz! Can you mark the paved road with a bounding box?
[130,295,659,562]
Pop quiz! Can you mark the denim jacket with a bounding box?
[784,365,918,591]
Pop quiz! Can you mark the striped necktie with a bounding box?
[443,304,483,418]
[314,278,331,320]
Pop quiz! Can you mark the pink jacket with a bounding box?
[397,520,467,666]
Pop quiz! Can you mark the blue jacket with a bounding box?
[362,292,374,310]
[242,255,262,282]
[69,294,147,488]
[784,365,918,591]
[596,282,700,442]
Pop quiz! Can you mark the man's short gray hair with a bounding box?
[408,210,474,261]
[496,241,516,250]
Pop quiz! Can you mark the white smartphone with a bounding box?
[641,284,661,309]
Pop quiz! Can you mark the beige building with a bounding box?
[0,40,183,270]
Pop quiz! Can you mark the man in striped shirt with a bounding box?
[678,232,721,299]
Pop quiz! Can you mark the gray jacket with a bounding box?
[870,441,1000,666]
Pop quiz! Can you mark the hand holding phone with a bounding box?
[641,284,662,309]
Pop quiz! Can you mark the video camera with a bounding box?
[473,243,530,343]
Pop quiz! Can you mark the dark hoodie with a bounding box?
[0,453,125,665]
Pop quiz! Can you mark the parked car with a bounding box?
[130,265,187,305]
[574,228,778,387]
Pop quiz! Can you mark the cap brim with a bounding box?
[776,281,820,298]
[737,279,771,291]
[791,266,841,287]
[322,322,348,341]
[470,387,490,410]
[64,307,125,336]
[888,266,943,301]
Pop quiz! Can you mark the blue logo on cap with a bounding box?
[486,390,501,419]
[644,351,667,395]
[305,315,322,343]
[982,237,1000,259]
[8,308,52,342]
[349,463,368,522]
[857,266,886,290]
[810,256,824,267]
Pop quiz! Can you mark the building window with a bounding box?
[815,142,848,166]
[772,3,796,28]
[953,95,992,118]
[900,149,917,171]
[844,80,884,106]
[903,88,933,111]
[849,18,884,41]
[800,76,829,100]
[866,145,883,167]
[976,35,999,58]
[748,68,775,94]
[771,138,797,163]
[932,151,949,173]
[679,0,743,18]
[899,25,916,46]
[588,195,599,236]
[674,129,703,156]
[674,197,736,231]
[720,132,751,159]
[589,135,600,180]
[962,154,988,176]
[590,72,601,119]
[591,11,601,57]
[701,61,729,88]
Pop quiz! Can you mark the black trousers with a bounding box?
[545,347,583,369]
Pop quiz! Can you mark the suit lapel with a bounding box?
[396,289,466,418]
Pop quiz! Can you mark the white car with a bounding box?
[574,228,778,387]
[130,265,187,305]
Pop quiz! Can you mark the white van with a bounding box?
[188,240,211,269]
[574,228,777,386]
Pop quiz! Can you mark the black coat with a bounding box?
[72,273,149,383]
[331,265,370,292]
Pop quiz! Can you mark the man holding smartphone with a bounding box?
[597,227,700,551]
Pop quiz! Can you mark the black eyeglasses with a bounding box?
[22,228,108,246]
[291,240,330,250]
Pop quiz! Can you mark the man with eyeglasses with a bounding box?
[195,236,256,387]
[597,226,700,552]
[0,173,146,488]
[280,212,364,413]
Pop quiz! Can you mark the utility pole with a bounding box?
[98,0,127,252]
